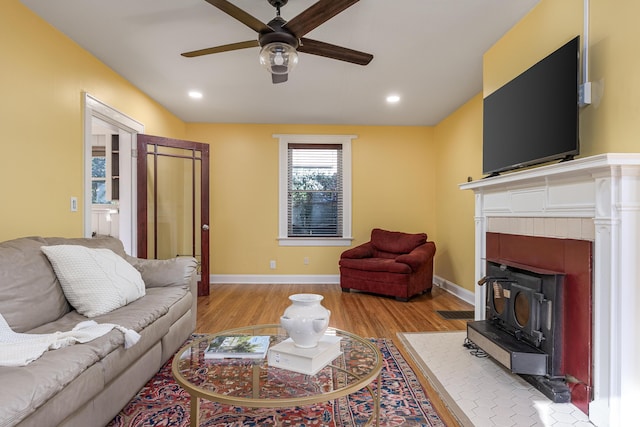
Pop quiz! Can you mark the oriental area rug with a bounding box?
[108,337,446,427]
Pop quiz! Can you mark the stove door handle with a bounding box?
[477,275,509,286]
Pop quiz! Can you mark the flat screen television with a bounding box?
[482,36,580,177]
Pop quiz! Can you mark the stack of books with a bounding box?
[268,335,342,375]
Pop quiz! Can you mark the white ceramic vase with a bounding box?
[280,294,331,348]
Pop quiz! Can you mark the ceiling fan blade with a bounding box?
[272,73,288,84]
[284,0,359,37]
[298,38,373,65]
[204,0,272,33]
[181,40,259,58]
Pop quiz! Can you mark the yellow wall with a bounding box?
[585,0,640,153]
[5,0,640,287]
[2,1,436,277]
[0,1,186,241]
[485,0,640,156]
[441,0,640,294]
[186,124,436,275]
[433,94,483,291]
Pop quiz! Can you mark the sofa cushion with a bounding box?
[126,256,199,289]
[41,245,146,317]
[0,331,104,427]
[339,257,412,274]
[0,237,71,333]
[370,228,427,254]
[43,235,128,257]
[0,284,190,425]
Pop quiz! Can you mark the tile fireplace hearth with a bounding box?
[460,153,640,427]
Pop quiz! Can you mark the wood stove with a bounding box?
[467,260,570,402]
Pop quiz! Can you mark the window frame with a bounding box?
[276,134,354,247]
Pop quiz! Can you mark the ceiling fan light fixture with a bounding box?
[259,42,298,75]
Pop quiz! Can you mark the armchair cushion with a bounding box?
[370,228,427,254]
[339,257,412,274]
[339,242,374,260]
[395,244,432,271]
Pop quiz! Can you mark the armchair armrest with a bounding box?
[126,256,198,289]
[340,242,375,259]
[395,242,436,271]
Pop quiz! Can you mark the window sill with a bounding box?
[277,237,353,247]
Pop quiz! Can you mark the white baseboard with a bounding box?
[210,274,340,285]
[433,275,475,306]
[210,274,475,307]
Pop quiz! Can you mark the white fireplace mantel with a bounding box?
[460,153,640,427]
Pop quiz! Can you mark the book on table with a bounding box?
[205,335,271,359]
[268,335,342,375]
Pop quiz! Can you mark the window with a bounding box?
[91,146,108,204]
[277,134,354,246]
[289,144,341,236]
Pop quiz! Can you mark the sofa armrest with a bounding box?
[395,242,436,271]
[340,242,375,259]
[125,256,198,289]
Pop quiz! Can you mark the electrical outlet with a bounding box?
[269,260,276,269]
[303,257,309,265]
[70,197,78,212]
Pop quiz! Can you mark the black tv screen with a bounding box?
[482,36,580,176]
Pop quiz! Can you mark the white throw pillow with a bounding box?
[41,245,146,317]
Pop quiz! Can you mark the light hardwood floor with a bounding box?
[196,283,474,426]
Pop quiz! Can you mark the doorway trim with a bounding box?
[83,93,144,255]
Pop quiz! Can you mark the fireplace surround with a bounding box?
[460,153,640,427]
[467,233,592,409]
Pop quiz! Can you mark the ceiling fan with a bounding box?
[181,0,374,84]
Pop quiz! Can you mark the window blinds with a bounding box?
[287,143,343,237]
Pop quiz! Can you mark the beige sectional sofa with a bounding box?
[0,236,198,427]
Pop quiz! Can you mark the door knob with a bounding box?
[202,224,209,231]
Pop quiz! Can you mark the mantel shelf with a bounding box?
[460,153,640,191]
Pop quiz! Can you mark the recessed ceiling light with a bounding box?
[386,94,400,104]
[188,91,203,99]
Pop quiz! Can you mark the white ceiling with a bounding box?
[21,0,539,126]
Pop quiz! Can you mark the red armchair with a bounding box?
[339,228,436,301]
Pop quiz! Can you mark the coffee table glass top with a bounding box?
[171,324,382,408]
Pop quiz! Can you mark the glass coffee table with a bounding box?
[171,324,383,426]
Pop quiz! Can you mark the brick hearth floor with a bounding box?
[399,331,594,427]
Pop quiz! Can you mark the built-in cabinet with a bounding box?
[90,133,120,237]
[111,134,119,201]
